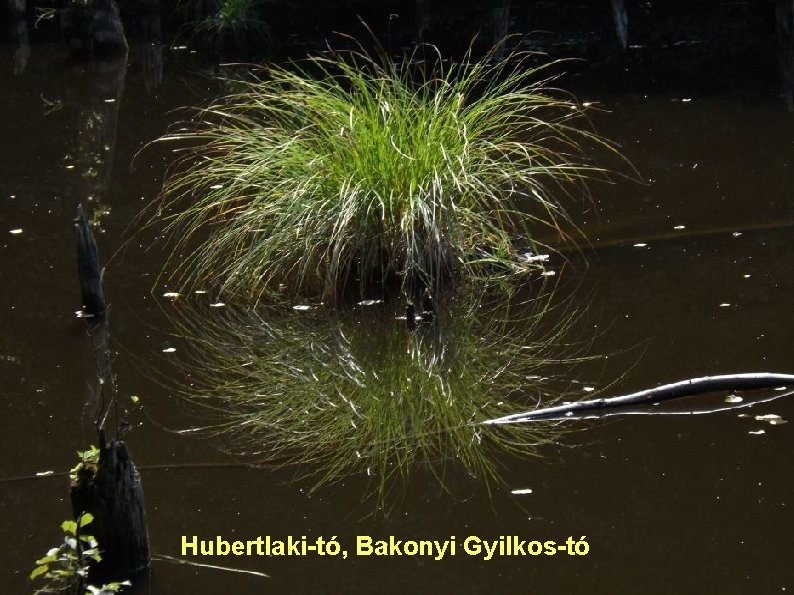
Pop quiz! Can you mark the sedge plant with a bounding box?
[155,39,613,301]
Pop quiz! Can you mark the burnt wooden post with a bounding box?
[75,204,106,317]
[71,435,150,580]
[72,205,150,580]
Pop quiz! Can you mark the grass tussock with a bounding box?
[156,41,613,300]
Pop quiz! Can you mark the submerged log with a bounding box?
[484,372,794,423]
[75,204,106,317]
[70,436,150,580]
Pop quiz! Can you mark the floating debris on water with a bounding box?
[673,225,686,230]
[748,430,766,435]
[9,228,22,234]
[210,302,225,308]
[732,232,742,238]
[292,304,312,311]
[754,414,786,425]
[541,270,556,277]
[725,394,743,403]
[633,243,648,248]
[210,184,223,190]
[162,347,177,353]
[195,290,208,294]
[36,471,55,477]
[718,303,731,307]
[521,252,550,263]
[163,292,180,299]
[357,299,383,306]
[511,488,533,495]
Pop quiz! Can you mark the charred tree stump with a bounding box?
[75,204,106,318]
[71,205,151,581]
[70,436,150,580]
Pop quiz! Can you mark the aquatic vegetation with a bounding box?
[31,512,130,595]
[158,285,581,495]
[178,0,269,53]
[154,41,613,301]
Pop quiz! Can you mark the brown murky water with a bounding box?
[2,37,794,595]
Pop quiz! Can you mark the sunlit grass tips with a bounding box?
[155,40,613,300]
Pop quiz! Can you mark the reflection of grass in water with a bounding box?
[164,286,579,494]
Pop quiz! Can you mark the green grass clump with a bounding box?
[157,42,610,300]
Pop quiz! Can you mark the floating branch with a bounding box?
[152,554,269,578]
[482,373,794,424]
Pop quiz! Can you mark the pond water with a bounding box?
[2,25,794,595]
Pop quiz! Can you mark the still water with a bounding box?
[2,38,794,595]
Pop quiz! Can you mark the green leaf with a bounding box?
[78,512,94,527]
[35,552,59,565]
[30,564,49,580]
[61,520,77,535]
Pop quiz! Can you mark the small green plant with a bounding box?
[31,512,130,595]
[155,40,615,301]
[178,0,269,51]
[69,445,100,482]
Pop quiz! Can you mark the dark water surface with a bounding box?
[2,39,794,595]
